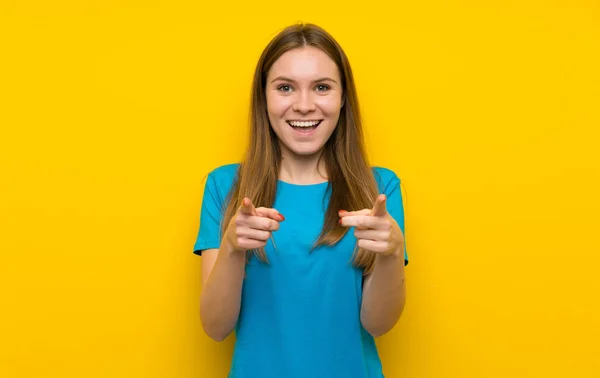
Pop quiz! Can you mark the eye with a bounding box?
[315,84,330,92]
[277,85,293,92]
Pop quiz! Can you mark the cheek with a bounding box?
[317,96,342,116]
[266,93,292,117]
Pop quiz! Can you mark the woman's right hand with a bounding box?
[223,197,285,253]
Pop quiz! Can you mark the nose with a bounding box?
[292,92,316,114]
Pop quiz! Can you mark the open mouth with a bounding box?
[286,120,322,133]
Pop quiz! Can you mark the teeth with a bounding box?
[288,120,320,127]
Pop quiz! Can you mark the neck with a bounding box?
[279,148,328,185]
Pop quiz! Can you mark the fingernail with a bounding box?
[338,210,346,214]
[278,213,285,221]
[339,219,343,225]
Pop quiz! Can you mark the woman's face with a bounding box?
[265,46,343,157]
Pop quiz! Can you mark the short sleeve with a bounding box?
[193,171,224,256]
[380,171,409,266]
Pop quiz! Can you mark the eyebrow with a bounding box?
[269,76,338,84]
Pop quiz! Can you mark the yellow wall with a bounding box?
[1,1,599,377]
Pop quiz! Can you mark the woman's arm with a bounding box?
[199,199,282,342]
[200,243,246,342]
[360,246,406,337]
[339,193,407,338]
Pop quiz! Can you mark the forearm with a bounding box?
[200,242,246,341]
[360,247,406,337]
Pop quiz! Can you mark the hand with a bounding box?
[338,194,405,257]
[223,197,284,253]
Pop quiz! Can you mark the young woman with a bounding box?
[194,23,409,378]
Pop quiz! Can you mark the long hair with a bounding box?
[220,23,381,275]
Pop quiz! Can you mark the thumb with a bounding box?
[239,197,257,216]
[371,194,388,217]
[256,207,285,222]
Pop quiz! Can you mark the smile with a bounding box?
[286,120,322,135]
[286,120,322,127]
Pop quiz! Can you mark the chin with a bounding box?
[294,149,321,156]
[282,142,325,157]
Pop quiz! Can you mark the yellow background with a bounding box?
[1,1,599,377]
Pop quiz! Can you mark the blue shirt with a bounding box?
[194,163,408,378]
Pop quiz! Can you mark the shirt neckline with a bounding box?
[277,179,329,188]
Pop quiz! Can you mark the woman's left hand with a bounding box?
[338,194,405,257]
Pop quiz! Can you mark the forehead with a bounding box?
[267,46,340,81]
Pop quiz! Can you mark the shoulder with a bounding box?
[371,166,400,188]
[203,163,240,200]
[208,162,240,182]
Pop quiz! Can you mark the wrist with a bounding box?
[222,239,246,258]
[375,246,404,264]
